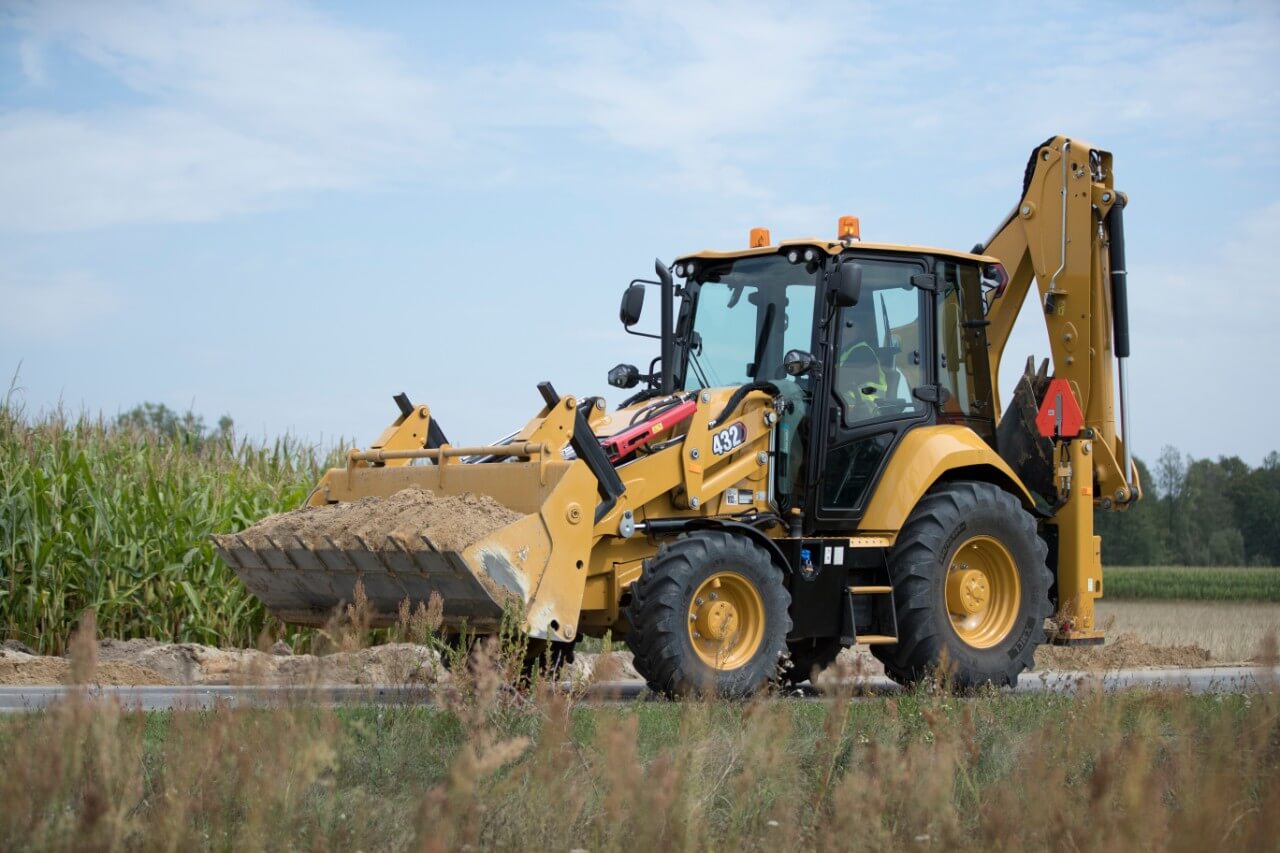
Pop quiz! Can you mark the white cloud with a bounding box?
[0,110,357,230]
[0,268,121,340]
[2,0,449,230]
[18,38,48,85]
[1,0,1277,234]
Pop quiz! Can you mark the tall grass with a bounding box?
[0,400,341,652]
[1105,566,1280,602]
[0,639,1276,850]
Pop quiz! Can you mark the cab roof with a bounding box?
[676,239,998,266]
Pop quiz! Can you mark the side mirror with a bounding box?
[620,284,646,327]
[831,263,862,307]
[783,349,817,377]
[608,363,641,389]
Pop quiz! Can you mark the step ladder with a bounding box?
[840,560,899,646]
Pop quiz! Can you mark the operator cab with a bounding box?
[616,223,1000,534]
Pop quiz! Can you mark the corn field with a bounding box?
[0,400,340,652]
[1105,566,1280,602]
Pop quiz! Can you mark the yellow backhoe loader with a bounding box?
[215,135,1140,696]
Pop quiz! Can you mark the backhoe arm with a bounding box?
[983,135,1138,506]
[980,136,1141,642]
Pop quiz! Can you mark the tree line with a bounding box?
[1095,448,1280,566]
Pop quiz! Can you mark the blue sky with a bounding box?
[1,0,1277,463]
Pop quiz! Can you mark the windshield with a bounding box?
[683,254,819,389]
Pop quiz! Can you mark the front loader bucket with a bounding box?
[212,529,519,631]
[211,449,602,641]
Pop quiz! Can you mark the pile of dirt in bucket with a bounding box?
[223,487,524,552]
[1034,632,1212,671]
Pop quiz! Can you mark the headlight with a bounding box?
[674,263,685,277]
[787,249,800,264]
[804,248,817,263]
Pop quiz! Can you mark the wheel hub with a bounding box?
[694,598,739,641]
[946,568,990,615]
[686,572,765,670]
[945,535,1021,649]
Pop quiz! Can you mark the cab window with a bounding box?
[833,260,925,427]
[935,260,995,428]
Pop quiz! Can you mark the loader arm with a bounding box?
[980,135,1142,641]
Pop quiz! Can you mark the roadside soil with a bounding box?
[0,631,1223,687]
[1034,631,1212,671]
[0,639,639,687]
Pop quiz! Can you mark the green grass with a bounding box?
[0,401,343,652]
[1105,565,1280,601]
[0,681,1275,851]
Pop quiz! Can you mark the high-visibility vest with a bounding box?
[838,341,887,404]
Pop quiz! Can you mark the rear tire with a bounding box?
[872,481,1052,688]
[626,531,791,698]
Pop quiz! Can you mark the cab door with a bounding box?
[809,256,935,527]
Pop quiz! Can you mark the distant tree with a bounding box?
[1177,458,1247,565]
[1096,457,1167,565]
[116,403,234,450]
[1234,459,1280,566]
[1154,445,1186,501]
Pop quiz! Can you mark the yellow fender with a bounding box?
[858,425,1036,536]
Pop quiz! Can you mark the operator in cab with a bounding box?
[836,315,886,421]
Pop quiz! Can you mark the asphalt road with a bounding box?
[1,666,1275,713]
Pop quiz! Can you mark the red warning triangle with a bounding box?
[1035,378,1084,438]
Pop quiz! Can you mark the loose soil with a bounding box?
[0,641,640,687]
[0,633,1225,687]
[1034,631,1212,670]
[222,487,524,553]
[0,641,447,686]
[0,648,172,686]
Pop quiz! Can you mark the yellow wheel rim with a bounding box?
[945,535,1021,649]
[686,571,765,670]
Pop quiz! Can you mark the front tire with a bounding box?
[626,531,791,698]
[872,481,1052,688]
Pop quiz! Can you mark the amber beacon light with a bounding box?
[749,227,770,248]
[838,215,861,243]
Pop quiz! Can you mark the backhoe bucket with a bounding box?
[211,453,600,641]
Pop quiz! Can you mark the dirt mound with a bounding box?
[223,487,523,553]
[566,651,641,682]
[0,647,172,686]
[0,642,447,686]
[1035,632,1212,671]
